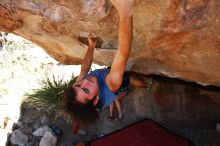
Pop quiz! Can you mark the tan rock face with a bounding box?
[0,0,219,87]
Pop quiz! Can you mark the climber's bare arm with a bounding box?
[75,35,97,84]
[106,0,134,92]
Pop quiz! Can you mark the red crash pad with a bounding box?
[89,119,191,146]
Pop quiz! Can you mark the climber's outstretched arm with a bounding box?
[75,35,97,84]
[106,0,134,92]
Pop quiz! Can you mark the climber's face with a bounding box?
[73,76,99,104]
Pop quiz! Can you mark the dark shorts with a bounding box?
[117,71,130,95]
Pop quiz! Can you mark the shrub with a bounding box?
[24,75,76,117]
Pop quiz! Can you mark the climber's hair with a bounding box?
[62,87,99,126]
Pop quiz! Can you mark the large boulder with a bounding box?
[0,0,219,87]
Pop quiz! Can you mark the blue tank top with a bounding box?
[87,68,117,107]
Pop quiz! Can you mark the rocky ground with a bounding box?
[0,34,80,145]
[0,34,220,146]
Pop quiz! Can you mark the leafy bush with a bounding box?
[24,75,76,116]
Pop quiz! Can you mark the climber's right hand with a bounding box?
[110,0,134,16]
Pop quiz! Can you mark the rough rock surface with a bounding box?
[129,76,220,123]
[39,131,57,146]
[33,125,52,137]
[10,129,28,145]
[0,0,219,87]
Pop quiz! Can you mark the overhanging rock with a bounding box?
[0,0,219,87]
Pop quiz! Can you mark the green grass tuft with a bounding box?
[24,75,76,116]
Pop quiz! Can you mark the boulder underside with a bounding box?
[0,0,219,87]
